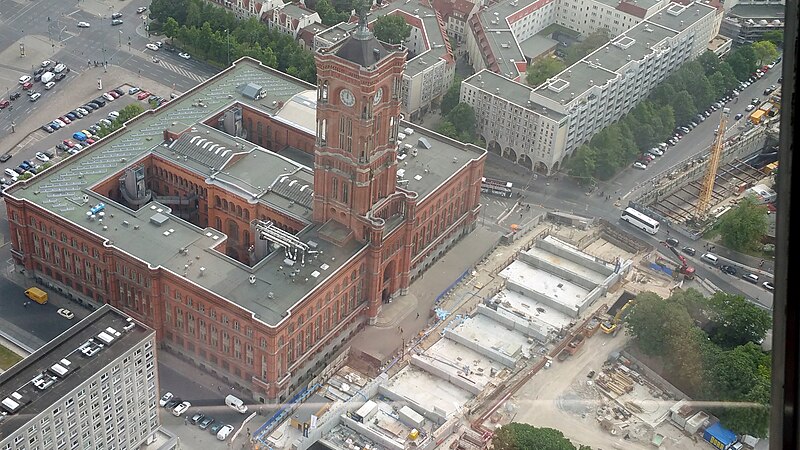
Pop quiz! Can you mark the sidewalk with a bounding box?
[350,221,553,368]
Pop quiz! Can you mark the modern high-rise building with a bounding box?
[0,305,169,450]
[461,1,718,174]
[2,13,485,404]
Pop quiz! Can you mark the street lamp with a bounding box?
[226,29,230,66]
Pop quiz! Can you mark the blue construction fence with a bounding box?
[254,382,320,445]
[434,268,470,306]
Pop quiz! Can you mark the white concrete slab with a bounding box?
[421,338,508,391]
[384,366,473,418]
[490,289,575,332]
[500,260,590,309]
[524,246,609,284]
[452,314,533,359]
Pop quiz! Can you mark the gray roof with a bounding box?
[463,70,567,121]
[334,34,395,67]
[4,57,484,328]
[728,4,785,19]
[0,306,152,441]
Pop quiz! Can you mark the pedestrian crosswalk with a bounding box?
[157,60,208,84]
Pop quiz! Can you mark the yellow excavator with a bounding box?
[601,297,635,335]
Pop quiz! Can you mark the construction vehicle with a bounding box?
[601,292,635,335]
[696,108,729,220]
[749,109,766,124]
[664,243,695,280]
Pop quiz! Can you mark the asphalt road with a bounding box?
[0,274,77,349]
[0,0,218,133]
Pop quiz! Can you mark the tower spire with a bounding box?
[353,0,372,40]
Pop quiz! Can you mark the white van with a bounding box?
[41,72,55,84]
[53,63,67,74]
[224,394,247,413]
[403,127,414,135]
[701,253,719,264]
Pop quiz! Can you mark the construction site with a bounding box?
[629,87,781,237]
[246,212,750,450]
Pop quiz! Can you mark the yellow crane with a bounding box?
[695,108,730,220]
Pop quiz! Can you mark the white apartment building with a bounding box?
[0,306,170,450]
[267,3,322,39]
[314,2,456,121]
[208,0,283,20]
[555,0,671,36]
[461,1,718,175]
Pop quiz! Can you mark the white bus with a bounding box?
[621,207,660,235]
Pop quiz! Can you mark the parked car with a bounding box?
[199,416,215,429]
[54,72,66,81]
[665,237,679,247]
[22,81,33,90]
[682,247,696,256]
[111,19,123,25]
[41,124,55,133]
[77,21,91,28]
[57,308,74,319]
[146,43,159,51]
[35,152,50,162]
[762,281,774,291]
[0,154,11,162]
[172,401,191,417]
[632,161,646,170]
[137,6,147,13]
[743,273,759,284]
[163,398,181,410]
[190,412,205,425]
[9,92,20,101]
[648,147,663,157]
[720,265,737,275]
[111,12,122,19]
[29,92,41,102]
[216,425,234,441]
[745,104,755,112]
[137,91,151,100]
[128,86,141,95]
[735,113,743,120]
[209,423,224,435]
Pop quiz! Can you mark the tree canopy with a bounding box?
[716,197,769,252]
[437,103,479,143]
[526,57,566,86]
[751,41,780,66]
[492,423,590,450]
[566,39,768,181]
[563,29,610,65]
[149,0,316,83]
[624,289,771,436]
[440,77,462,115]
[374,15,412,45]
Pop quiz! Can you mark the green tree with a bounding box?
[162,17,180,41]
[150,0,190,24]
[492,423,583,450]
[697,51,720,75]
[436,120,458,139]
[373,15,412,45]
[707,343,771,437]
[761,30,783,48]
[625,292,694,355]
[566,145,596,184]
[670,90,696,125]
[118,103,146,123]
[707,292,771,349]
[726,45,758,81]
[526,57,566,86]
[716,196,769,251]
[751,40,779,66]
[315,0,347,26]
[440,77,462,115]
[447,103,476,135]
[564,29,610,65]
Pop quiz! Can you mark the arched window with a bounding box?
[215,217,222,231]
[215,196,221,207]
[244,210,250,221]
[222,199,228,211]
[236,205,242,217]
[243,230,250,246]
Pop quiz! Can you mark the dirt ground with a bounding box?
[504,331,712,450]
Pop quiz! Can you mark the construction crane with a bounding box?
[696,108,730,220]
[664,242,695,280]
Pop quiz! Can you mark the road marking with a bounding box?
[157,60,208,83]
[67,10,81,16]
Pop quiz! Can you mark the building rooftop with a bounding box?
[500,260,591,310]
[518,34,559,61]
[383,366,473,418]
[488,289,575,333]
[5,57,483,328]
[316,22,359,47]
[0,305,152,441]
[728,3,785,19]
[463,70,567,121]
[420,338,509,391]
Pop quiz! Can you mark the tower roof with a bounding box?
[333,5,395,67]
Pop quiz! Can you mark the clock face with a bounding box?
[340,89,355,107]
[373,87,383,105]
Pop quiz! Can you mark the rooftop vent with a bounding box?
[150,212,170,227]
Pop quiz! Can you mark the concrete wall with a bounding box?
[505,279,579,317]
[536,237,613,276]
[409,355,484,395]
[518,251,599,290]
[292,374,387,450]
[632,125,768,206]
[477,304,549,344]
[377,384,448,425]
[339,415,405,450]
[443,328,519,368]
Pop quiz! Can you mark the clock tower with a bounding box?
[312,9,407,239]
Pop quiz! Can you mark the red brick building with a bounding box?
[3,19,485,404]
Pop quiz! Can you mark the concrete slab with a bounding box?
[383,366,473,418]
[500,261,591,308]
[582,237,635,262]
[451,314,533,360]
[489,289,575,333]
[420,338,508,391]
[523,246,609,285]
[608,382,675,429]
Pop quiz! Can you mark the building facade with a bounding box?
[207,0,282,20]
[461,1,718,174]
[0,306,169,450]
[3,21,484,406]
[719,3,784,46]
[266,3,322,39]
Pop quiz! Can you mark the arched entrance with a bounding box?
[503,147,517,162]
[487,141,502,156]
[551,161,560,174]
[518,154,533,170]
[533,161,549,174]
[382,260,396,303]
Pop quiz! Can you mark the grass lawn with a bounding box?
[0,344,23,370]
